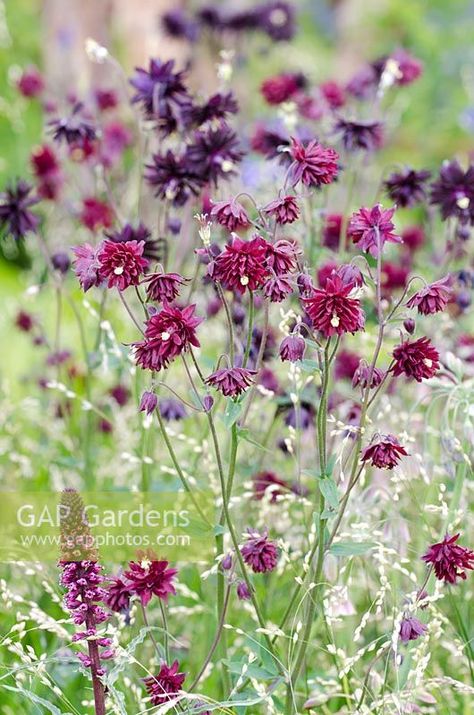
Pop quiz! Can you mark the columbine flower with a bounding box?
[79,198,113,232]
[124,559,177,606]
[205,366,256,397]
[133,303,202,372]
[361,434,408,469]
[256,1,296,41]
[263,274,293,302]
[241,528,278,573]
[430,159,474,225]
[144,661,186,705]
[72,243,102,292]
[146,150,204,207]
[399,617,427,643]
[289,137,339,188]
[392,337,440,382]
[130,58,190,133]
[161,9,199,41]
[236,581,251,600]
[144,272,186,302]
[106,222,161,263]
[265,239,299,274]
[251,125,290,162]
[280,334,305,362]
[138,391,158,416]
[49,103,96,146]
[303,275,365,337]
[402,225,425,252]
[384,167,431,208]
[210,235,269,293]
[30,144,63,200]
[104,576,132,612]
[334,118,383,152]
[348,204,401,257]
[186,122,244,186]
[97,240,148,290]
[352,361,384,389]
[406,276,452,315]
[160,398,187,421]
[322,213,346,251]
[263,195,300,224]
[422,533,474,584]
[186,91,238,127]
[260,72,306,105]
[334,350,360,381]
[15,310,34,332]
[211,198,249,231]
[391,48,423,86]
[16,65,44,97]
[0,180,39,240]
[321,80,346,109]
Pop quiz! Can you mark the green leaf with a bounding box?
[223,660,276,680]
[213,524,226,536]
[222,399,242,428]
[302,468,323,480]
[319,477,339,509]
[237,427,272,452]
[325,454,337,477]
[330,541,375,557]
[300,358,321,373]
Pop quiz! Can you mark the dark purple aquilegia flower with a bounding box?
[406,276,452,315]
[263,195,300,224]
[210,235,270,293]
[130,58,190,134]
[289,137,339,188]
[97,240,148,291]
[143,271,187,302]
[302,275,365,337]
[430,159,474,225]
[0,180,39,240]
[211,197,250,231]
[392,337,440,382]
[399,616,427,642]
[144,660,186,705]
[205,366,256,397]
[72,243,102,292]
[348,204,401,258]
[279,334,305,362]
[334,118,383,152]
[106,222,163,263]
[241,528,278,573]
[384,167,431,208]
[145,149,205,207]
[361,434,408,469]
[49,103,96,146]
[124,558,177,606]
[422,533,474,584]
[186,121,244,186]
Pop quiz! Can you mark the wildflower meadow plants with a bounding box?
[1,6,474,715]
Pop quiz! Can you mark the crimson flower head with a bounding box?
[73,243,102,292]
[134,303,202,372]
[144,271,187,302]
[422,533,474,584]
[280,334,305,362]
[17,66,44,97]
[186,122,244,186]
[260,73,306,105]
[430,160,474,226]
[361,434,408,469]
[384,167,431,208]
[205,366,256,397]
[334,118,383,152]
[321,80,346,109]
[406,276,452,315]
[104,576,133,613]
[210,235,269,293]
[144,660,186,705]
[263,195,300,225]
[145,149,204,207]
[263,274,293,302]
[241,528,278,573]
[211,197,250,231]
[391,48,423,86]
[265,239,299,275]
[124,558,177,606]
[399,617,427,643]
[303,275,365,337]
[289,138,339,188]
[392,337,440,382]
[97,240,148,290]
[79,197,113,232]
[30,144,62,200]
[348,204,401,257]
[352,361,384,390]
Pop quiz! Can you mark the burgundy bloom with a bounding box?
[260,73,306,105]
[352,361,385,390]
[186,91,238,127]
[289,137,339,188]
[144,660,186,705]
[348,204,401,257]
[391,48,423,86]
[130,58,190,134]
[346,65,378,100]
[15,310,34,332]
[205,366,256,397]
[406,276,452,315]
[263,195,300,224]
[30,144,62,200]
[211,198,250,231]
[210,235,269,293]
[361,434,408,469]
[51,251,70,274]
[256,1,296,41]
[430,160,474,225]
[402,225,425,252]
[280,334,305,362]
[49,103,96,146]
[106,222,161,264]
[334,350,360,381]
[72,243,102,292]
[159,398,187,421]
[384,168,431,208]
[253,471,291,502]
[263,274,293,302]
[124,559,177,606]
[97,240,148,290]
[145,149,204,207]
[236,581,251,601]
[109,384,130,407]
[399,617,427,643]
[303,275,365,337]
[323,213,347,251]
[403,318,416,335]
[144,272,186,302]
[139,390,158,416]
[392,337,440,382]
[16,66,44,97]
[0,180,39,240]
[264,239,298,275]
[134,303,202,372]
[186,122,244,186]
[422,533,474,584]
[79,198,113,232]
[104,576,132,612]
[251,125,290,162]
[320,80,346,109]
[94,88,118,111]
[381,262,409,295]
[241,529,278,573]
[335,118,383,152]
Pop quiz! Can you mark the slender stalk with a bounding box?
[242,289,254,368]
[189,584,232,691]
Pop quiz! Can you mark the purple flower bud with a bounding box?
[51,251,71,274]
[297,272,313,296]
[202,394,214,412]
[236,580,251,600]
[279,334,306,362]
[221,553,233,570]
[403,318,416,334]
[139,390,158,415]
[399,616,427,642]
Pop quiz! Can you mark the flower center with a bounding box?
[330,313,340,327]
[114,265,124,275]
[424,358,432,368]
[240,275,249,286]
[161,331,171,341]
[456,195,470,209]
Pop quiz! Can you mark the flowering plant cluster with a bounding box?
[1,3,474,715]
